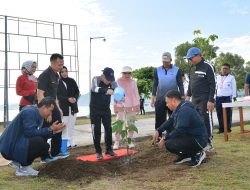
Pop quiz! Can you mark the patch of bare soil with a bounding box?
[39,136,212,186]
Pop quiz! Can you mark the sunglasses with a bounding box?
[188,54,199,61]
[122,72,131,74]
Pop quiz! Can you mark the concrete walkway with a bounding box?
[1,109,250,166]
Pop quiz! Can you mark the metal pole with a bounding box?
[4,16,9,127]
[60,23,64,55]
[89,36,105,92]
[89,38,92,92]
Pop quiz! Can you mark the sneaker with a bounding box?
[105,150,117,157]
[8,161,21,169]
[16,165,39,176]
[40,155,59,164]
[58,152,70,159]
[217,130,224,134]
[188,151,206,168]
[174,155,191,164]
[69,144,77,149]
[204,143,215,152]
[128,142,135,149]
[96,153,103,160]
[113,141,120,150]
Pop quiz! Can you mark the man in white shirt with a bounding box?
[216,63,237,134]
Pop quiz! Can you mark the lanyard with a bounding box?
[220,76,227,87]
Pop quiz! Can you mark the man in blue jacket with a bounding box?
[153,90,208,167]
[0,97,65,176]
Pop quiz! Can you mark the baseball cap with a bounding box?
[162,52,172,62]
[121,66,132,73]
[185,47,201,59]
[103,67,115,81]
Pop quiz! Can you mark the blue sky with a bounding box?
[1,0,250,100]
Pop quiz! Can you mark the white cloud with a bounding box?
[0,0,126,96]
[215,34,250,61]
[223,0,249,15]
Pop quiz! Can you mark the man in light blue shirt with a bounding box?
[151,52,184,138]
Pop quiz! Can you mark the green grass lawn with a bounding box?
[0,125,250,190]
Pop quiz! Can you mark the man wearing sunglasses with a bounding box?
[185,47,216,152]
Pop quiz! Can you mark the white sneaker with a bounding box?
[113,141,119,150]
[128,142,135,149]
[16,165,39,176]
[58,152,70,159]
[204,143,215,152]
[8,161,21,169]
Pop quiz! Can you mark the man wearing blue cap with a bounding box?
[185,47,216,152]
[90,67,118,160]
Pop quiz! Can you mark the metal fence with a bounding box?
[0,15,79,127]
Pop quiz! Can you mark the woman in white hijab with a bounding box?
[16,60,38,111]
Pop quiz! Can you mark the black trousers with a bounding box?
[165,136,203,158]
[216,96,232,132]
[42,105,62,157]
[90,110,112,153]
[140,107,145,115]
[155,99,172,136]
[192,95,213,143]
[26,136,50,166]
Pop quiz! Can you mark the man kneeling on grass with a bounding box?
[153,90,208,167]
[0,97,65,176]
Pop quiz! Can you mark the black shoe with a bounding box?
[217,130,224,134]
[96,153,103,160]
[228,128,232,133]
[188,151,206,168]
[105,150,117,157]
[174,155,191,164]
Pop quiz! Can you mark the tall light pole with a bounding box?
[89,37,106,92]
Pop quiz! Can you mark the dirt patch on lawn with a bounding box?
[39,136,213,186]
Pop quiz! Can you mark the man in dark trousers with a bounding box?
[37,53,65,160]
[140,95,145,115]
[216,63,237,134]
[90,67,118,160]
[153,90,207,167]
[151,52,184,139]
[185,47,216,152]
[0,97,65,176]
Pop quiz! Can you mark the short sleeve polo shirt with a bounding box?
[38,66,59,99]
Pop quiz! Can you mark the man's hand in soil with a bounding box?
[153,130,159,144]
[158,138,165,149]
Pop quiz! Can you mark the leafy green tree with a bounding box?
[214,52,246,89]
[132,66,154,98]
[192,29,219,61]
[174,30,219,74]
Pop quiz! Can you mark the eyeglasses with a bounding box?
[188,54,199,61]
[122,72,131,75]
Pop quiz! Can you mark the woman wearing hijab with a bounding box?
[113,66,140,149]
[57,66,80,152]
[16,60,38,111]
